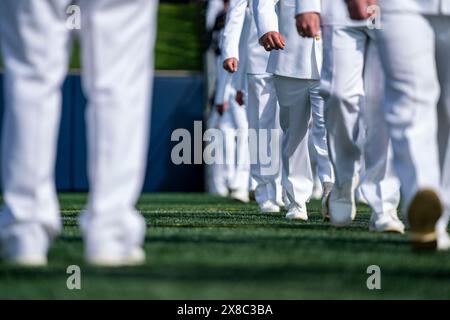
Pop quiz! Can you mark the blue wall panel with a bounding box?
[56,78,73,191]
[0,74,204,192]
[144,76,205,192]
[72,76,88,191]
[0,73,205,192]
[71,75,205,192]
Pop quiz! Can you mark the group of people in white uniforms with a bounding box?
[216,0,336,220]
[372,0,450,250]
[219,0,450,250]
[252,0,335,220]
[220,0,284,212]
[293,0,450,249]
[295,0,403,233]
[0,0,449,268]
[206,0,255,202]
[0,0,158,266]
[219,0,396,226]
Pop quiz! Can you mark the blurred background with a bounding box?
[0,0,211,193]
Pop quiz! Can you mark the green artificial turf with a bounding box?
[71,3,204,71]
[0,193,449,299]
[1,4,204,71]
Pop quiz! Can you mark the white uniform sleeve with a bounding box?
[206,0,225,31]
[231,7,251,91]
[214,67,232,105]
[231,42,248,91]
[253,0,279,39]
[295,0,321,15]
[222,0,248,61]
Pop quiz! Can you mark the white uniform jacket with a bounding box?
[295,0,365,26]
[253,0,321,80]
[222,0,270,74]
[378,0,450,14]
[296,0,450,24]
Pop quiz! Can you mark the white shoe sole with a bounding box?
[438,237,450,251]
[231,194,249,204]
[259,205,280,213]
[87,247,145,267]
[369,224,405,234]
[5,255,48,267]
[285,212,308,221]
[329,201,356,227]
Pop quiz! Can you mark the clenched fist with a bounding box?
[223,58,238,73]
[235,91,245,106]
[296,13,321,38]
[216,103,228,116]
[345,0,378,20]
[259,31,285,51]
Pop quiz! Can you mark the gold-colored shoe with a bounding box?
[408,189,443,251]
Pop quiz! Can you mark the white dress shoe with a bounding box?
[436,213,450,251]
[285,204,308,221]
[0,223,50,267]
[230,189,250,203]
[329,177,358,227]
[86,247,145,267]
[438,232,450,251]
[81,209,146,267]
[6,255,48,267]
[321,182,334,221]
[259,200,280,213]
[369,210,405,234]
[311,176,323,200]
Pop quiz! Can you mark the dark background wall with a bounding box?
[0,74,205,192]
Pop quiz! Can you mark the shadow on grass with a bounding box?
[52,230,406,254]
[0,261,449,286]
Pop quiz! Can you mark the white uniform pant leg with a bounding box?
[321,26,365,190]
[228,99,250,191]
[376,13,441,214]
[433,16,450,233]
[78,0,157,253]
[0,0,72,239]
[247,74,282,204]
[359,38,401,214]
[309,81,334,185]
[274,76,313,207]
[206,110,229,196]
[221,110,237,190]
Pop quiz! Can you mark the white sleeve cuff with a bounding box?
[222,47,240,62]
[295,0,321,16]
[258,20,279,39]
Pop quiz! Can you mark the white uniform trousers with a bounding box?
[433,16,450,234]
[310,82,335,186]
[321,26,401,215]
[227,98,251,192]
[0,0,156,255]
[206,110,229,197]
[376,13,443,215]
[273,76,316,207]
[247,73,283,204]
[221,109,239,191]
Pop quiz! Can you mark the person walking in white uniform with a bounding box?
[212,10,251,203]
[295,0,404,233]
[221,0,284,213]
[0,0,157,266]
[346,0,450,250]
[254,0,335,221]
